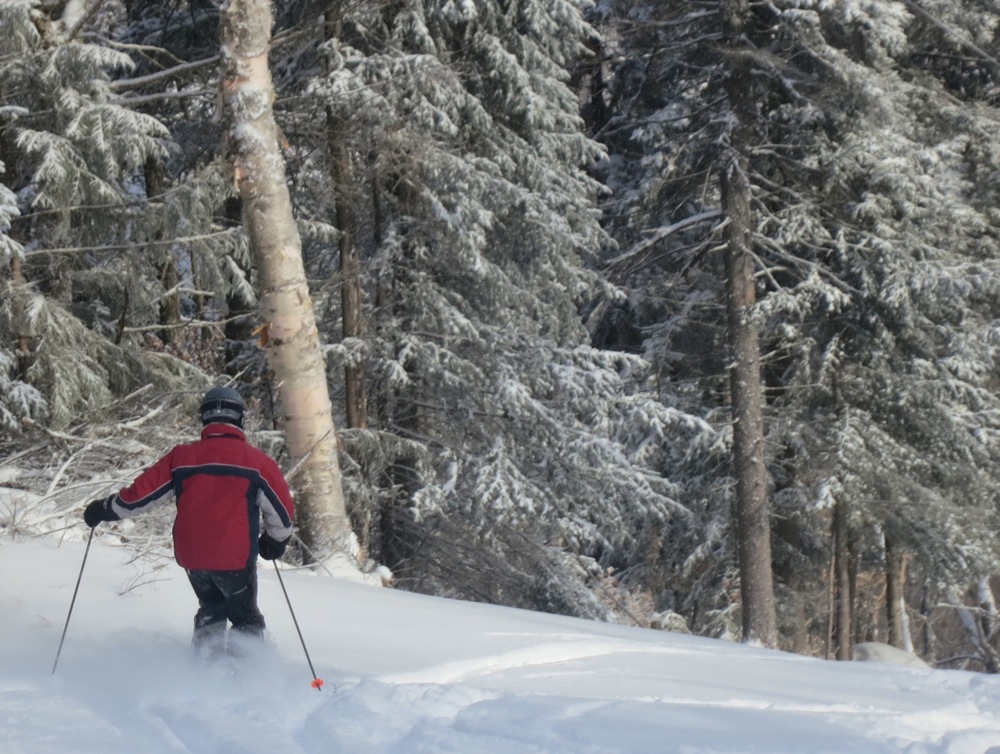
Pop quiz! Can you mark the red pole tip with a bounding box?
[311,678,325,690]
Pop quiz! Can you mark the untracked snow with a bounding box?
[4,535,1000,753]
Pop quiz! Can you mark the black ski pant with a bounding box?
[186,568,265,647]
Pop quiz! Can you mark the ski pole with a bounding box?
[273,561,325,690]
[52,527,95,674]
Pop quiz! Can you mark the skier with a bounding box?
[83,386,295,655]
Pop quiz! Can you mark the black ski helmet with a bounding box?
[199,386,245,428]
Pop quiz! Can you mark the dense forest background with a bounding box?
[4,0,1000,670]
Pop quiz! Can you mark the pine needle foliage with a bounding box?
[589,0,1000,638]
[279,0,719,614]
[0,3,215,430]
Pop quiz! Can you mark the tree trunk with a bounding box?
[978,577,1000,672]
[720,0,777,648]
[885,530,907,650]
[324,7,368,433]
[9,255,31,380]
[833,499,852,660]
[333,125,367,430]
[222,196,255,374]
[324,3,370,560]
[144,157,183,350]
[3,127,31,379]
[220,0,354,561]
[774,516,809,654]
[920,586,934,664]
[372,184,421,574]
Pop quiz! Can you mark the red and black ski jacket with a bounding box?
[109,423,295,571]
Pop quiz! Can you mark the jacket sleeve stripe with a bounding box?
[113,480,175,517]
[257,488,293,541]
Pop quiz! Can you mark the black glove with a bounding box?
[84,497,120,528]
[258,532,288,561]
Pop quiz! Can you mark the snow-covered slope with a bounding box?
[4,535,1000,753]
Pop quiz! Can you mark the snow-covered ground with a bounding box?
[4,534,1000,754]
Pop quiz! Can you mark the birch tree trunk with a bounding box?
[220,0,353,560]
[721,0,778,648]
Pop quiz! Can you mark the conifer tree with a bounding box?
[588,0,1000,648]
[0,0,208,429]
[283,0,720,611]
